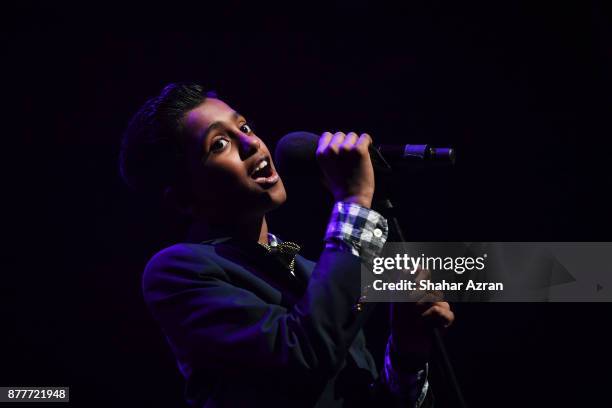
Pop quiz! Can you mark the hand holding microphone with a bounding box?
[315,131,376,209]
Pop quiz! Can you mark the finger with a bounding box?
[437,308,455,328]
[317,132,334,155]
[328,132,346,151]
[422,305,455,328]
[428,290,444,301]
[406,288,428,303]
[416,292,444,306]
[416,290,444,306]
[414,268,431,281]
[356,132,373,151]
[408,290,444,309]
[422,301,451,312]
[446,309,455,327]
[340,132,359,150]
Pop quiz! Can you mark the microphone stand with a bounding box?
[371,147,468,408]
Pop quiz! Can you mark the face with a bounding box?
[181,98,287,220]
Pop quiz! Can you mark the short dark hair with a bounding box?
[119,82,216,196]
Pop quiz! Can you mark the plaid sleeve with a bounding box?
[324,201,388,262]
[383,339,429,407]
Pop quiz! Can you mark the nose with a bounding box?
[238,133,260,159]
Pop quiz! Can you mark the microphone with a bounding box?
[274,131,455,180]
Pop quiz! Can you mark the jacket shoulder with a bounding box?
[142,243,226,296]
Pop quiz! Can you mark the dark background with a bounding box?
[3,1,612,407]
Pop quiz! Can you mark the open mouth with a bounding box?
[249,156,279,185]
[250,157,273,179]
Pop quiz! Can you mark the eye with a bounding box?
[239,123,253,134]
[210,138,230,153]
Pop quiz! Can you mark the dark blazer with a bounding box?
[142,237,427,407]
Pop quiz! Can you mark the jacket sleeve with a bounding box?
[142,243,375,379]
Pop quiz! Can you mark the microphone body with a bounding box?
[376,144,455,164]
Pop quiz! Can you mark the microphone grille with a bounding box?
[274,131,320,179]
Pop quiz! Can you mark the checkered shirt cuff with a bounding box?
[324,201,388,262]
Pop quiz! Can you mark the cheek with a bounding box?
[190,160,248,200]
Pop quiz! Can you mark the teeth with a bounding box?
[253,160,268,174]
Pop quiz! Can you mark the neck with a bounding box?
[187,214,270,245]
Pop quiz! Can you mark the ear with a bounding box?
[163,185,193,216]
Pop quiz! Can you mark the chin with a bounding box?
[265,183,288,211]
[233,177,287,216]
[256,179,287,214]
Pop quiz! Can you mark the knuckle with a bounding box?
[357,142,370,152]
[360,134,373,147]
